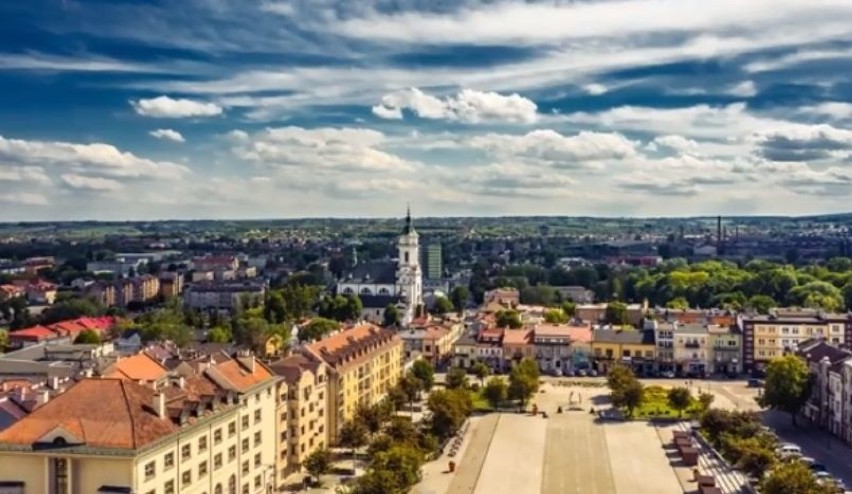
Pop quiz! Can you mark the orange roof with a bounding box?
[204,357,275,393]
[0,379,179,450]
[502,329,533,345]
[307,323,383,356]
[9,325,58,341]
[535,323,593,343]
[104,353,169,381]
[423,326,449,340]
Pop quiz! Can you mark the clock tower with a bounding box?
[396,206,423,321]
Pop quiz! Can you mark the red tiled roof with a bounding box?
[9,326,58,341]
[104,353,169,382]
[535,323,593,343]
[502,329,533,345]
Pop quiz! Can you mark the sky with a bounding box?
[1,0,852,221]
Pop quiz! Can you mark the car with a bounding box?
[813,471,833,481]
[565,370,575,377]
[776,444,802,457]
[661,371,676,378]
[589,369,598,377]
[748,378,764,388]
[577,369,588,377]
[552,369,563,377]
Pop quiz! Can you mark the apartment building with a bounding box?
[399,322,463,366]
[673,324,711,377]
[304,324,402,442]
[740,311,852,374]
[0,352,278,494]
[183,282,267,311]
[708,325,742,375]
[652,321,676,374]
[532,323,593,374]
[159,272,185,298]
[591,328,656,375]
[268,353,328,483]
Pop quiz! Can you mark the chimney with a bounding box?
[178,377,186,389]
[37,390,50,406]
[49,376,60,390]
[153,392,166,419]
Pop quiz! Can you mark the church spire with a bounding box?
[402,204,415,235]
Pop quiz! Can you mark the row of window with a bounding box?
[146,475,261,494]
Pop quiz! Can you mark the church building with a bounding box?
[336,208,423,326]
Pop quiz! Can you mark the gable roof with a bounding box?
[103,353,169,381]
[202,356,276,393]
[343,261,397,285]
[593,329,655,345]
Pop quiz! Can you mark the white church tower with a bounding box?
[396,205,423,324]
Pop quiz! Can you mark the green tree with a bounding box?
[698,392,715,412]
[760,459,835,494]
[264,290,288,324]
[304,447,331,483]
[471,361,491,385]
[758,355,812,426]
[731,437,776,479]
[317,294,363,322]
[483,377,507,409]
[446,367,469,390]
[666,297,689,310]
[354,445,424,494]
[616,380,644,418]
[300,317,339,343]
[606,365,635,393]
[357,402,393,436]
[426,388,472,439]
[206,326,232,343]
[383,304,400,327]
[746,294,776,314]
[667,387,692,417]
[384,416,419,444]
[73,329,101,344]
[338,420,368,454]
[431,296,454,315]
[542,308,569,324]
[399,375,421,411]
[604,301,629,326]
[0,329,7,352]
[410,360,435,391]
[843,282,852,310]
[561,301,577,317]
[508,358,540,408]
[39,297,103,325]
[449,286,469,314]
[495,309,523,329]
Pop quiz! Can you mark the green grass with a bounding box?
[469,389,491,411]
[632,386,703,419]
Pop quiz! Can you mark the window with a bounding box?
[181,444,191,460]
[199,435,208,452]
[53,458,69,494]
[228,445,237,462]
[242,460,249,475]
[254,453,261,467]
[144,461,156,480]
[254,431,262,447]
[254,409,261,424]
[228,421,236,437]
[254,475,262,488]
[165,480,175,494]
[182,470,192,486]
[242,438,249,453]
[164,452,175,469]
[199,461,208,477]
[242,484,250,494]
[241,416,249,430]
[214,428,223,444]
[255,392,261,403]
[214,453,223,469]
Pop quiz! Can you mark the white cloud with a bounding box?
[0,166,51,184]
[61,174,124,191]
[149,129,186,142]
[726,81,757,97]
[583,84,608,96]
[373,88,538,124]
[798,102,852,120]
[652,135,700,154]
[0,52,161,73]
[0,192,48,206]
[744,48,852,73]
[131,95,223,118]
[469,130,637,166]
[0,135,189,180]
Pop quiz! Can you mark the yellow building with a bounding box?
[268,353,328,483]
[740,312,851,373]
[0,354,278,494]
[305,323,402,442]
[591,328,657,374]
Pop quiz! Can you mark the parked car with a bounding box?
[661,371,676,378]
[589,369,598,377]
[747,378,764,388]
[775,444,802,458]
[577,369,588,377]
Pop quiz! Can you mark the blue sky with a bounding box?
[1,0,852,221]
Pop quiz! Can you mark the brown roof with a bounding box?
[535,323,593,343]
[502,329,532,345]
[103,353,169,381]
[306,323,398,365]
[268,354,322,386]
[203,356,276,393]
[0,379,179,450]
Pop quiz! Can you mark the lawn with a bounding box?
[632,386,703,419]
[469,388,491,411]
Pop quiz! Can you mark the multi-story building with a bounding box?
[740,311,852,374]
[303,324,402,442]
[673,324,711,377]
[576,303,647,327]
[651,321,676,374]
[25,280,57,305]
[798,340,852,430]
[131,275,161,304]
[531,323,593,374]
[501,328,534,368]
[268,353,328,483]
[85,282,116,307]
[192,255,240,273]
[86,257,147,276]
[183,281,267,311]
[483,288,519,307]
[423,243,443,280]
[708,325,742,375]
[399,322,463,366]
[159,272,185,298]
[591,328,656,375]
[0,352,278,494]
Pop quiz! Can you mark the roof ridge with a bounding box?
[118,380,138,449]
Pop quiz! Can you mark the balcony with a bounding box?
[685,341,701,349]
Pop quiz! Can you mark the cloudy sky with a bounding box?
[1,0,852,221]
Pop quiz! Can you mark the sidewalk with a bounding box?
[414,415,498,494]
[655,422,747,494]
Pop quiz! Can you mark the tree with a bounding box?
[39,297,103,325]
[264,290,287,324]
[338,420,368,454]
[542,308,569,324]
[605,301,629,326]
[449,286,469,314]
[747,294,776,314]
[446,367,469,390]
[508,358,540,408]
[606,365,635,393]
[410,360,435,391]
[317,294,363,322]
[483,377,507,409]
[666,297,689,310]
[387,385,409,411]
[304,448,331,482]
[354,445,424,494]
[73,329,101,344]
[426,388,472,439]
[667,387,692,418]
[382,304,400,327]
[399,375,421,411]
[357,402,393,436]
[471,361,491,385]
[384,416,419,444]
[758,354,812,426]
[495,309,522,329]
[616,380,644,418]
[561,301,577,317]
[843,282,852,311]
[300,317,339,343]
[760,459,836,494]
[206,326,232,343]
[431,296,454,315]
[698,392,715,412]
[731,437,776,479]
[0,329,8,351]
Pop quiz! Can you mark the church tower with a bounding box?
[396,206,423,322]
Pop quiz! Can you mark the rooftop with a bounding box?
[102,353,169,382]
[593,328,655,345]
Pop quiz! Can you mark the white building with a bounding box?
[337,208,423,326]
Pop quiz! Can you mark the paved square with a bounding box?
[473,414,548,494]
[604,421,682,494]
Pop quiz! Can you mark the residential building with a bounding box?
[576,303,647,327]
[25,280,57,305]
[739,311,852,374]
[502,328,534,367]
[183,281,267,311]
[651,321,676,374]
[475,327,504,372]
[131,274,161,304]
[86,257,147,276]
[532,323,593,373]
[673,324,711,376]
[798,340,852,430]
[423,243,443,280]
[483,288,519,307]
[268,353,328,483]
[399,322,463,366]
[591,328,656,374]
[159,272,185,298]
[0,284,25,302]
[192,255,240,272]
[303,324,402,442]
[22,257,55,276]
[708,325,742,375]
[553,286,595,304]
[451,332,479,369]
[85,282,116,307]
